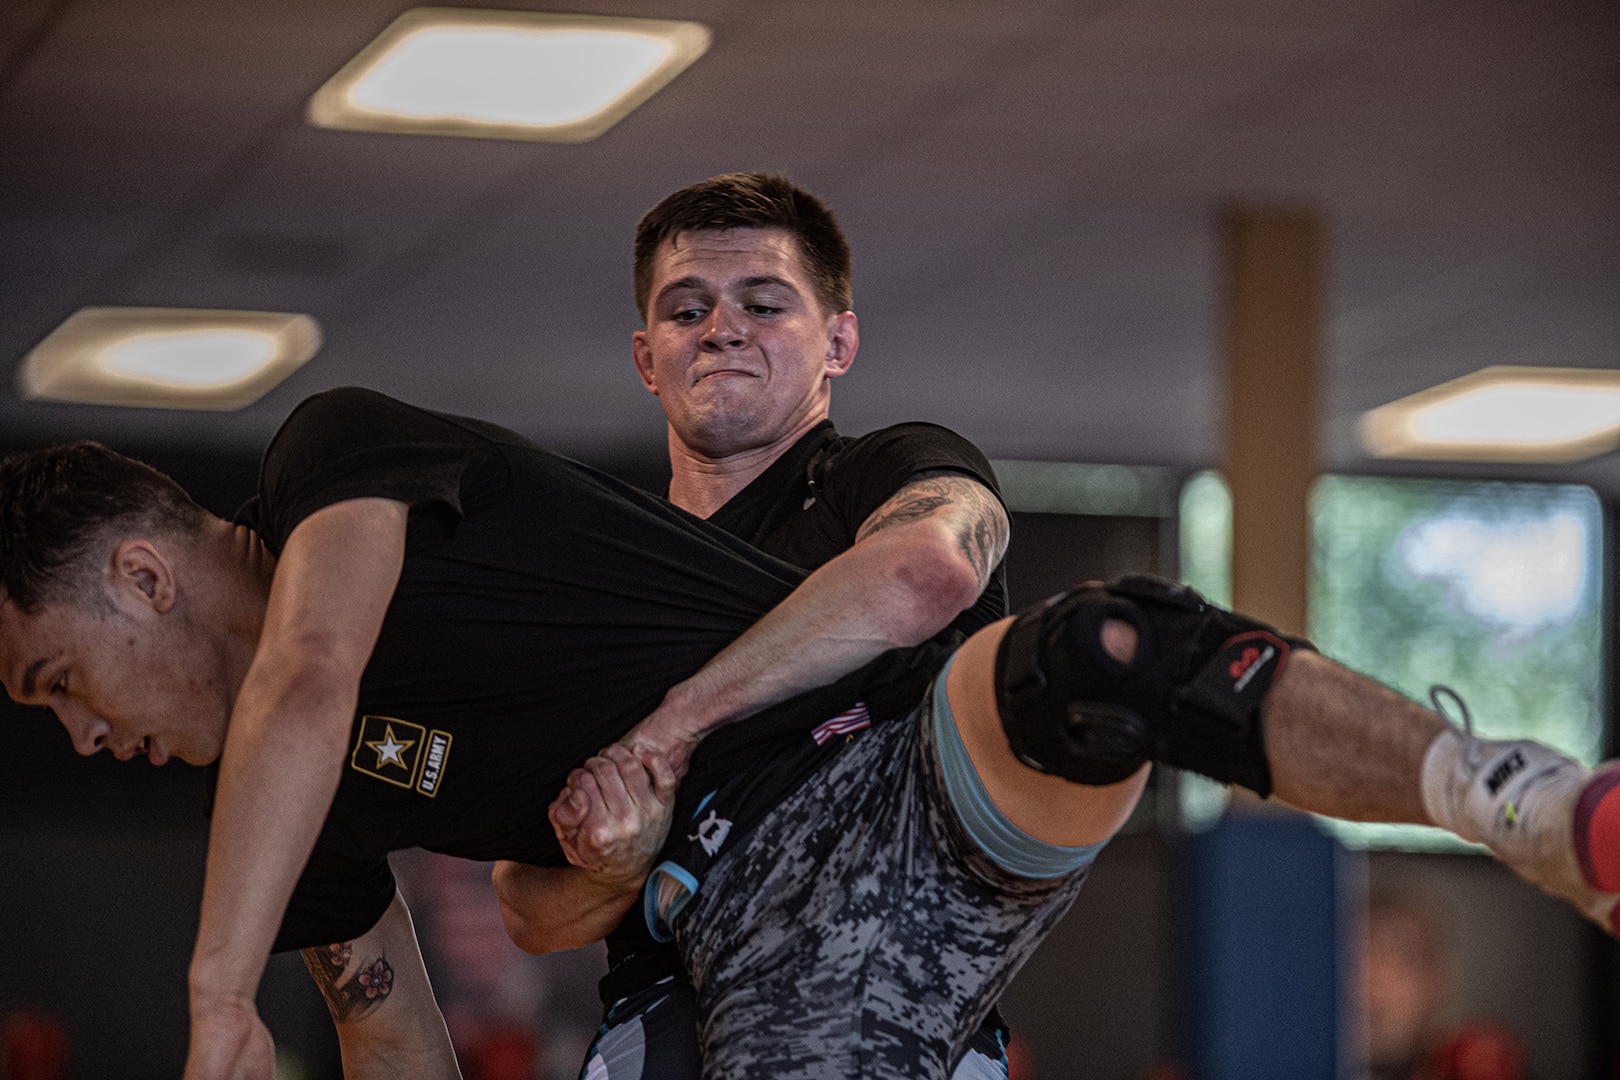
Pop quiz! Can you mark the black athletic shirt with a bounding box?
[598,419,1009,999]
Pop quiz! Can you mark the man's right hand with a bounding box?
[493,747,679,954]
[549,743,679,887]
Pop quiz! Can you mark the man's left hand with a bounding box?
[183,996,275,1080]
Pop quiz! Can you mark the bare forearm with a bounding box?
[190,667,357,1005]
[659,525,983,736]
[493,862,641,954]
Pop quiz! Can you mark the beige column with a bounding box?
[1221,206,1322,637]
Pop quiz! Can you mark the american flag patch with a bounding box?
[812,703,871,745]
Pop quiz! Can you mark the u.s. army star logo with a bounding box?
[350,715,452,797]
[368,724,414,770]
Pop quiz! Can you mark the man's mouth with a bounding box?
[694,368,754,383]
[119,737,168,765]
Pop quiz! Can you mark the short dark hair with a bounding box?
[0,441,209,613]
[633,173,853,319]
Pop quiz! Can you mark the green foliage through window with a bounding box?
[1178,472,1604,850]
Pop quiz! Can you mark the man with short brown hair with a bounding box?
[493,173,1619,1078]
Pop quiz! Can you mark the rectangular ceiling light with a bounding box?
[1360,365,1620,463]
[19,307,321,410]
[308,8,711,143]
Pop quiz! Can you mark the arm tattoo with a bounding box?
[860,493,952,536]
[949,478,1009,583]
[301,940,395,1023]
[857,472,1009,585]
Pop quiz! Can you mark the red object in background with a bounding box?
[1422,1022,1525,1080]
[459,1022,538,1080]
[1005,1035,1038,1079]
[1,1009,70,1080]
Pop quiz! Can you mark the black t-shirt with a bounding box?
[225,388,852,950]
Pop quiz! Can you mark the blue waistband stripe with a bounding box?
[930,658,1105,879]
[643,860,700,942]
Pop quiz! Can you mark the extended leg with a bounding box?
[967,576,1620,935]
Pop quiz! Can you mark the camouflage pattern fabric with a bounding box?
[675,684,1091,1078]
[580,976,1011,1080]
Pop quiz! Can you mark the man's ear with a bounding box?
[631,330,660,396]
[108,539,178,615]
[823,310,859,379]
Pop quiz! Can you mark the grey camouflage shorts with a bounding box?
[673,673,1096,1079]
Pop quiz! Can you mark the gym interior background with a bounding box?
[1,1,1616,1077]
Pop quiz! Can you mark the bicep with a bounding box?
[853,471,1009,588]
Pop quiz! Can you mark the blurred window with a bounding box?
[1178,472,1605,848]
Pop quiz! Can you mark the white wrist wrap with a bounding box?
[1420,727,1476,842]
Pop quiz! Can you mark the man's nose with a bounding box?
[57,703,109,756]
[700,305,746,349]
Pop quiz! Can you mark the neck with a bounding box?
[199,518,275,698]
[665,413,826,517]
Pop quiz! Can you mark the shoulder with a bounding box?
[268,387,433,458]
[822,421,999,497]
[837,420,980,451]
[255,389,508,553]
[260,388,442,510]
[809,421,1001,531]
[264,388,533,484]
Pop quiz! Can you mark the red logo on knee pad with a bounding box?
[1229,647,1262,680]
[1222,632,1286,693]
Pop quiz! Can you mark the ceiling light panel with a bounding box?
[308,8,711,142]
[19,307,321,410]
[1360,366,1620,464]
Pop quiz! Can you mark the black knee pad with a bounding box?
[993,575,1314,796]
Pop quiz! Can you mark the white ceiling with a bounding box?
[2,0,1617,492]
